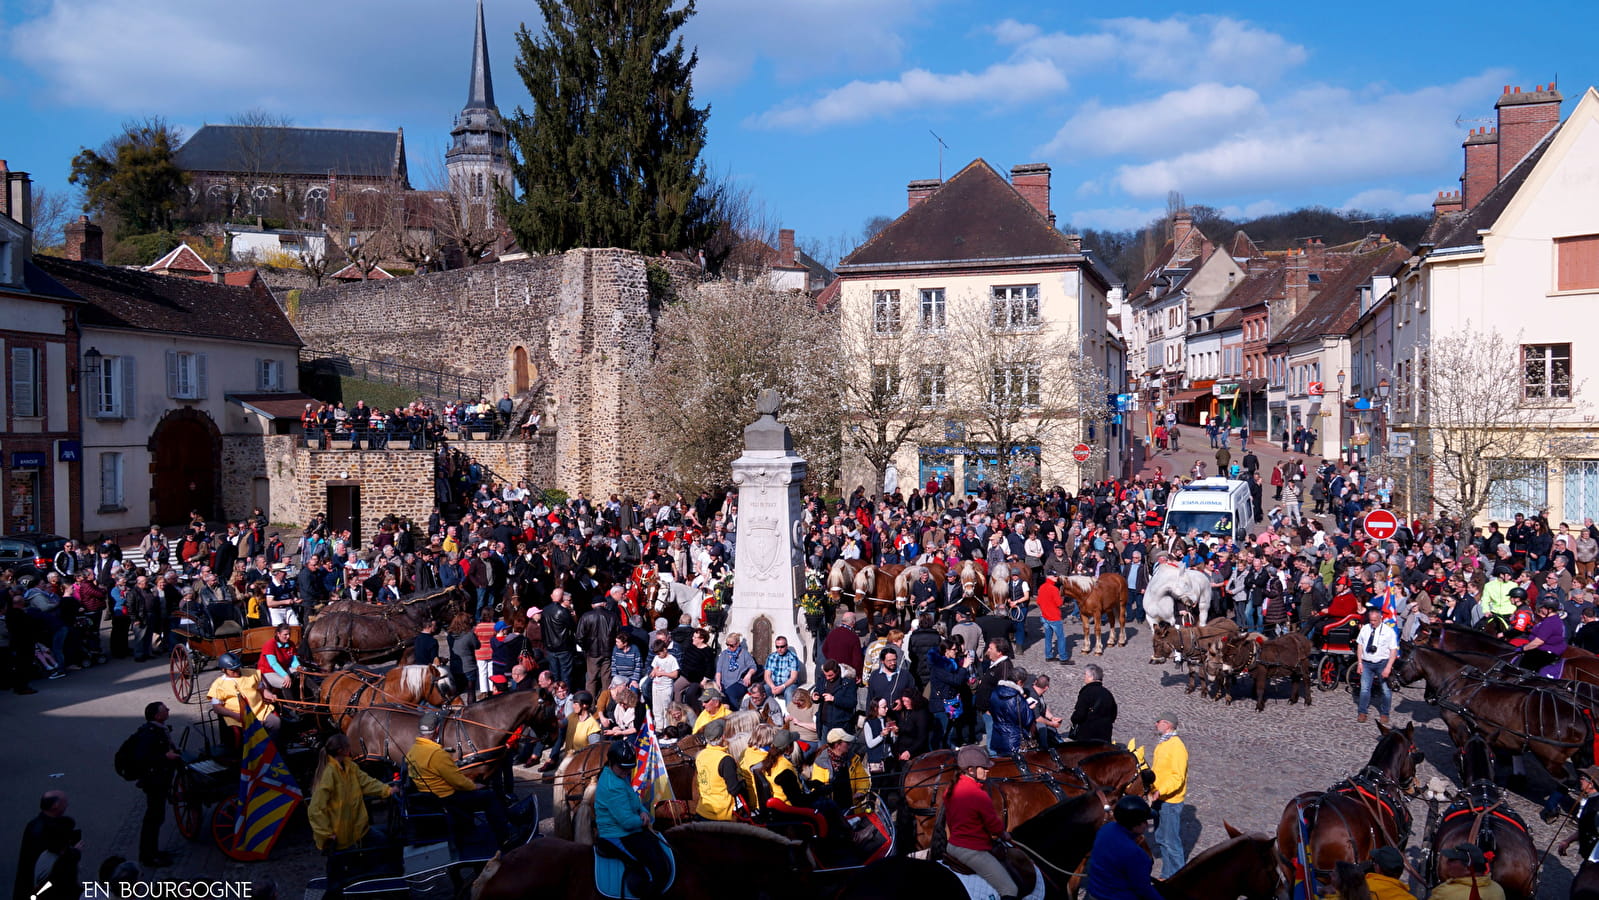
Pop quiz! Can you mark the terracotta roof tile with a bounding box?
[1430,122,1561,250]
[1271,244,1409,347]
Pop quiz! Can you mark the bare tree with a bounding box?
[833,289,947,495]
[29,187,72,251]
[325,187,401,278]
[225,109,296,222]
[1400,324,1592,523]
[642,281,840,491]
[413,155,499,268]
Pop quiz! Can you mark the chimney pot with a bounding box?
[907,178,941,209]
[63,215,103,263]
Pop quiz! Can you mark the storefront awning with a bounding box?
[1172,388,1211,403]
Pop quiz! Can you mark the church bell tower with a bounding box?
[445,0,512,227]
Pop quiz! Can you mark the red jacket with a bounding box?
[1036,579,1065,622]
[947,773,1004,851]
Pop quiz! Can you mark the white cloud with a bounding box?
[989,18,1040,45]
[689,0,932,89]
[1219,199,1283,220]
[1110,71,1508,198]
[750,59,1067,131]
[1006,15,1308,86]
[1342,188,1438,213]
[1064,206,1166,231]
[1040,83,1263,157]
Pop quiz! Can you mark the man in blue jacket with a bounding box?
[1084,796,1165,900]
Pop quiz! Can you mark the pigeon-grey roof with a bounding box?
[175,125,402,179]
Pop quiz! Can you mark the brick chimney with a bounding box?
[63,216,103,263]
[777,228,796,267]
[1171,210,1196,257]
[907,178,941,209]
[1496,83,1563,181]
[1304,238,1326,275]
[0,160,8,222]
[1282,248,1310,320]
[1010,163,1053,224]
[1461,127,1499,210]
[1433,190,1464,217]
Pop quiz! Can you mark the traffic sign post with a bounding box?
[1362,509,1400,541]
[1071,443,1092,463]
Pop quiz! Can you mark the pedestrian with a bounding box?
[1069,663,1118,742]
[1216,445,1231,475]
[1037,574,1070,663]
[1355,606,1399,724]
[447,612,478,702]
[1425,844,1504,900]
[14,791,81,900]
[1150,712,1189,874]
[126,702,180,869]
[1169,426,1182,452]
[1085,796,1164,900]
[1556,766,1599,854]
[1004,568,1030,652]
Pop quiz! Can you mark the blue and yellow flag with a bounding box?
[1291,800,1318,900]
[232,698,302,861]
[632,717,674,814]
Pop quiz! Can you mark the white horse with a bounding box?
[1144,563,1213,627]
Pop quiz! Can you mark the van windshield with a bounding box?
[1163,511,1236,536]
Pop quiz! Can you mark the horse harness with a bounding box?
[1433,665,1595,753]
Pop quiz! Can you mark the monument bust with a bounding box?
[744,388,794,452]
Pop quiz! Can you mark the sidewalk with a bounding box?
[1130,431,1341,536]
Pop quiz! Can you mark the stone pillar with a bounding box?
[729,390,811,669]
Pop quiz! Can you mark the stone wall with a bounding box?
[455,435,556,492]
[292,249,701,497]
[297,449,436,537]
[221,434,299,525]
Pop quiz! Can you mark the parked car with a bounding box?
[0,533,71,586]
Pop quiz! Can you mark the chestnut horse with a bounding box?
[899,742,1148,850]
[1161,825,1284,900]
[988,561,1032,612]
[953,559,992,615]
[893,563,948,606]
[1426,734,1539,900]
[342,688,558,783]
[853,563,904,628]
[826,559,868,605]
[551,738,699,840]
[1060,573,1128,655]
[1276,723,1421,887]
[313,663,458,730]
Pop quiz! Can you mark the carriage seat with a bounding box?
[763,798,828,839]
[395,771,453,845]
[1321,615,1361,651]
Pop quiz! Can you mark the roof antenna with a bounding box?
[929,130,948,181]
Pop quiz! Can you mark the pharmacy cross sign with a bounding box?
[1362,509,1400,541]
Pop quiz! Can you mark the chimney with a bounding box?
[907,178,941,209]
[6,167,33,230]
[1496,82,1562,181]
[1304,238,1325,275]
[1171,210,1196,257]
[1461,127,1499,210]
[1247,254,1272,275]
[1061,233,1083,253]
[63,216,103,263]
[0,160,8,221]
[1010,163,1053,224]
[1433,190,1464,217]
[212,270,226,284]
[1283,248,1310,320]
[777,228,796,267]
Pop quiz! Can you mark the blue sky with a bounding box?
[3,0,1596,258]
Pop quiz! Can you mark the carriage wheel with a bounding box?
[1315,656,1341,691]
[1345,661,1363,697]
[170,770,204,840]
[211,795,256,861]
[170,645,195,704]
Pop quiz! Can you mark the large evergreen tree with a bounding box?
[69,118,189,239]
[504,0,715,255]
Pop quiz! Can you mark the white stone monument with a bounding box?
[729,389,811,668]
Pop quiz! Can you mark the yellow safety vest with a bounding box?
[695,745,737,821]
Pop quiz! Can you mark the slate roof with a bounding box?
[175,125,403,179]
[31,255,301,347]
[1216,266,1283,313]
[1271,244,1410,347]
[838,159,1081,270]
[1427,122,1562,251]
[228,392,320,420]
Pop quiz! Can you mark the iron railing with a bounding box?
[307,353,487,401]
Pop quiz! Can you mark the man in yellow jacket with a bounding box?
[1366,846,1418,900]
[1427,844,1505,900]
[309,734,397,894]
[694,718,742,821]
[405,711,512,849]
[1150,712,1189,875]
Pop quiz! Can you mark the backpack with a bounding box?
[114,725,155,782]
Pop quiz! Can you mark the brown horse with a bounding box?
[827,559,868,604]
[470,822,815,900]
[1152,617,1240,670]
[303,587,463,668]
[1276,723,1421,887]
[312,663,457,730]
[899,742,1147,850]
[1060,573,1128,655]
[1425,621,1595,661]
[1398,645,1595,778]
[952,559,992,616]
[1161,824,1284,900]
[893,563,948,606]
[851,563,904,628]
[1426,734,1539,900]
[550,738,699,840]
[1207,632,1313,711]
[988,561,1031,612]
[341,688,558,783]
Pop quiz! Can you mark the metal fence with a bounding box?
[308,354,486,401]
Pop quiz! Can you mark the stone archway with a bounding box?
[511,346,538,394]
[149,408,222,525]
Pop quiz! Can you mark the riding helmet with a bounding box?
[218,652,244,671]
[607,741,637,768]
[1509,587,1528,600]
[1113,795,1155,827]
[956,745,993,769]
[1538,596,1561,610]
[419,710,443,735]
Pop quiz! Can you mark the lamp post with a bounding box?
[1332,368,1346,463]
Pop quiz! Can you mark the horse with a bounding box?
[988,561,1031,613]
[1397,645,1596,778]
[852,564,904,628]
[1276,722,1421,887]
[1425,734,1539,900]
[1006,786,1117,898]
[1206,632,1313,711]
[550,739,699,841]
[1059,573,1128,655]
[1577,859,1599,900]
[953,560,992,615]
[894,563,948,606]
[1425,622,1596,662]
[899,743,1147,850]
[470,822,816,900]
[1150,617,1239,667]
[311,663,457,730]
[303,587,463,668]
[341,688,558,784]
[1145,563,1212,628]
[827,559,869,605]
[1160,824,1284,900]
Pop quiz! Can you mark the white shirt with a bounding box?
[1356,621,1400,663]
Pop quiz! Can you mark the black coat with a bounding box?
[1069,681,1118,743]
[542,603,577,653]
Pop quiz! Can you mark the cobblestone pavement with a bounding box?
[1020,619,1580,897]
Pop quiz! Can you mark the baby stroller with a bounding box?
[70,612,109,668]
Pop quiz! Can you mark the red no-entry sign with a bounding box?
[1362,509,1400,541]
[1072,443,1092,463]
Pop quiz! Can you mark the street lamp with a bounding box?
[1376,378,1391,400]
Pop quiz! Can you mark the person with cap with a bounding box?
[1519,597,1568,677]
[1355,606,1399,725]
[944,744,1017,900]
[1366,846,1418,900]
[308,733,398,894]
[405,709,513,849]
[1426,844,1504,900]
[596,739,672,898]
[1555,766,1599,854]
[1149,712,1189,874]
[1478,568,1518,629]
[809,727,870,808]
[1084,796,1163,900]
[693,718,743,821]
[693,689,731,733]
[259,622,302,697]
[206,651,280,743]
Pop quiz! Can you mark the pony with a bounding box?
[1425,734,1539,900]
[1059,573,1128,655]
[1144,563,1212,628]
[1206,632,1313,711]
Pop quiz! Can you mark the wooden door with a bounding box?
[152,416,217,525]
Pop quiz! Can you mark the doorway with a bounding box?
[252,478,271,519]
[150,409,221,525]
[327,482,361,545]
[512,346,530,394]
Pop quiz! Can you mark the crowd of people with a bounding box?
[296,392,531,450]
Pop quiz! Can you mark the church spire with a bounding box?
[465,0,494,111]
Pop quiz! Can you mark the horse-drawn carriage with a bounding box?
[1309,613,1364,692]
[168,602,300,704]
